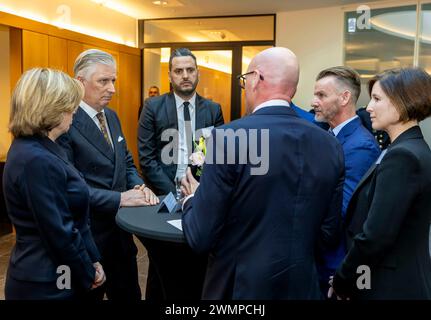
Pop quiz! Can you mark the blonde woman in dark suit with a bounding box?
[331,68,431,299]
[3,68,105,299]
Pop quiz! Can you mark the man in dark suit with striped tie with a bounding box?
[58,49,159,300]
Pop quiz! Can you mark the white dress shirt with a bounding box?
[174,93,197,180]
[253,99,290,113]
[79,101,114,147]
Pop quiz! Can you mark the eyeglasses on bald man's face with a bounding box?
[237,70,264,89]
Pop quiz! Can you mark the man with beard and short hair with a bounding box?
[139,48,224,195]
[138,47,224,300]
[311,66,380,297]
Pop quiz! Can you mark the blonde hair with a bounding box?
[9,68,84,138]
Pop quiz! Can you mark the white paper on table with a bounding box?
[167,219,182,231]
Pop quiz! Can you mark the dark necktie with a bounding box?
[96,112,113,149]
[183,102,193,158]
[328,128,335,136]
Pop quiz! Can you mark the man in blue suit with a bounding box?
[180,47,345,299]
[311,66,380,296]
[58,49,158,300]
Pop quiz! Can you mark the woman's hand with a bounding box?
[91,262,106,289]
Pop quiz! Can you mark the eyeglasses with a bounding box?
[237,71,264,89]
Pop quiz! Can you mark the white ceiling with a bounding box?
[92,0,380,19]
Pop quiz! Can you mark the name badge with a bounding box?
[157,192,178,214]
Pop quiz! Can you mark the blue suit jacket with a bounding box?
[182,105,345,299]
[319,117,380,271]
[336,117,380,217]
[3,136,100,298]
[57,106,143,254]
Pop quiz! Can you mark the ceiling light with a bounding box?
[152,1,168,5]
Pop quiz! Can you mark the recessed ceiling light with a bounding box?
[152,0,168,5]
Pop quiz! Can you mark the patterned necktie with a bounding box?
[183,101,193,157]
[96,112,113,149]
[328,128,335,136]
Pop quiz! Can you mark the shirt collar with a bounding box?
[253,99,290,113]
[80,100,104,119]
[174,92,197,110]
[332,115,359,136]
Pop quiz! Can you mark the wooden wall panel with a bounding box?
[0,11,139,56]
[8,15,142,171]
[9,27,22,92]
[48,36,67,72]
[67,40,84,76]
[22,30,48,71]
[119,52,141,166]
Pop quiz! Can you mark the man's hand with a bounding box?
[91,262,106,289]
[181,167,200,196]
[133,184,160,205]
[121,188,155,207]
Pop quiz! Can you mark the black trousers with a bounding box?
[86,229,141,301]
[138,237,207,300]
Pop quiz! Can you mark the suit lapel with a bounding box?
[104,108,122,189]
[195,94,207,131]
[166,93,178,130]
[38,136,70,165]
[344,162,377,225]
[73,107,115,163]
[335,117,361,146]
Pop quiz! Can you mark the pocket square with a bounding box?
[117,136,124,142]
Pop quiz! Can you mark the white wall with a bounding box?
[276,5,431,145]
[0,25,10,162]
[276,6,344,110]
[0,0,137,46]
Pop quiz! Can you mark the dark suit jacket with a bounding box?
[57,106,143,255]
[334,126,431,299]
[182,105,345,299]
[3,136,100,298]
[138,92,224,195]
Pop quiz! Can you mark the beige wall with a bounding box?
[0,0,137,46]
[276,6,344,110]
[0,26,10,162]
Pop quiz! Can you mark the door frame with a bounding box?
[140,14,275,121]
[143,41,274,121]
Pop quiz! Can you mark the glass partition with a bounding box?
[344,5,417,107]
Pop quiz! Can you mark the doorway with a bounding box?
[141,15,275,122]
